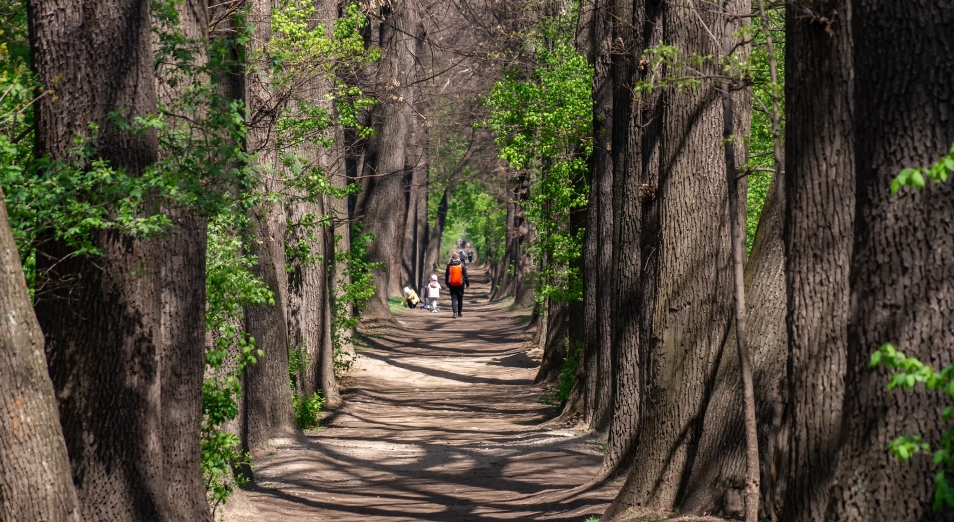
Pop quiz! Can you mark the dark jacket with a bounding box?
[444,259,469,287]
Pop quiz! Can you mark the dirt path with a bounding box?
[235,267,616,521]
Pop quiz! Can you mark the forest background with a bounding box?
[0,0,952,521]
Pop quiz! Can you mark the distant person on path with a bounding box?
[466,249,473,264]
[402,286,421,309]
[445,253,470,318]
[426,275,441,313]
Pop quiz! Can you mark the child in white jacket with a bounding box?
[426,274,441,313]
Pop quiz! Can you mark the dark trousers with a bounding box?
[449,285,465,314]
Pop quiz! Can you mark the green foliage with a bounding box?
[871,343,954,511]
[288,346,327,430]
[442,180,507,266]
[541,339,581,406]
[486,30,592,304]
[331,225,382,375]
[556,340,581,405]
[293,391,327,430]
[745,5,785,253]
[203,217,271,513]
[892,142,954,193]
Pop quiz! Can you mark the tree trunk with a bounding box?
[722,83,759,522]
[361,0,420,319]
[29,0,176,518]
[243,0,296,450]
[826,2,954,519]
[424,183,453,275]
[599,0,655,485]
[579,0,615,433]
[0,189,80,522]
[402,111,428,290]
[604,0,746,514]
[155,1,214,519]
[782,1,854,519]
[679,175,787,519]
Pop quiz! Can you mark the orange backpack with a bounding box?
[448,264,463,286]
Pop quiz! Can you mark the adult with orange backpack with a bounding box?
[445,252,470,318]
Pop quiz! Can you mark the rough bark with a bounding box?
[283,0,343,411]
[679,176,787,520]
[579,0,615,433]
[604,0,746,514]
[402,110,428,290]
[722,80,759,522]
[782,1,854,519]
[599,0,655,483]
[826,2,954,520]
[0,189,81,522]
[361,0,420,318]
[29,0,176,518]
[243,0,296,451]
[155,1,214,519]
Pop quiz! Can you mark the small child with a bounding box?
[426,274,441,313]
[402,286,421,309]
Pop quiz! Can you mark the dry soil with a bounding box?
[230,267,617,521]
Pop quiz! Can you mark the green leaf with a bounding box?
[911,170,926,188]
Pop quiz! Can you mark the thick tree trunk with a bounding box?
[0,189,80,522]
[29,0,176,519]
[362,0,420,319]
[604,0,747,515]
[599,0,655,484]
[402,112,428,290]
[679,176,787,519]
[155,2,214,520]
[579,0,615,433]
[826,2,954,520]
[782,1,854,519]
[283,0,343,411]
[243,0,296,450]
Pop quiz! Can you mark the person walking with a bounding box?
[444,253,470,318]
[426,275,441,313]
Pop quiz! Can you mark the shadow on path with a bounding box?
[240,267,615,521]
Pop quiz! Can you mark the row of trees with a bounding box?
[516,0,953,520]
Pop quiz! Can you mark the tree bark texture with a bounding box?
[579,0,615,433]
[599,0,654,482]
[402,110,429,290]
[604,0,747,514]
[0,189,81,522]
[155,2,214,519]
[782,1,854,519]
[361,0,420,318]
[826,2,954,520]
[243,0,296,451]
[29,0,176,518]
[679,176,787,520]
[283,0,343,410]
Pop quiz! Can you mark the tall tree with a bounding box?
[826,1,954,519]
[154,1,214,519]
[243,0,296,451]
[360,0,421,317]
[600,0,650,481]
[577,0,615,433]
[782,0,854,519]
[679,176,788,519]
[0,188,80,522]
[604,0,749,515]
[29,0,177,518]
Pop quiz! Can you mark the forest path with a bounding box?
[239,267,614,521]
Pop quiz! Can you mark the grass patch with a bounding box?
[387,296,405,315]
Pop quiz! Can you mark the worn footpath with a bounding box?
[233,267,615,521]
